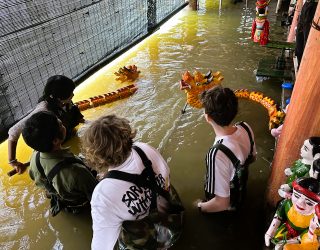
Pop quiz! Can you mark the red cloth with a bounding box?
[259,19,269,45]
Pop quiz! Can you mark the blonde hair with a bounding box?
[80,115,136,172]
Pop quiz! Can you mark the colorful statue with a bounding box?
[265,177,320,250]
[278,137,320,199]
[114,65,140,82]
[179,70,224,108]
[283,204,320,250]
[251,0,270,45]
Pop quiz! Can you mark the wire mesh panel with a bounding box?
[156,0,186,24]
[0,0,186,140]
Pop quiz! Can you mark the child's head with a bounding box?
[43,75,75,101]
[22,111,66,152]
[201,86,238,126]
[81,115,136,172]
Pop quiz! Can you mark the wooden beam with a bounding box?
[267,2,320,206]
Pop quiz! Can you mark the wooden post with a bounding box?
[287,0,303,42]
[189,0,198,10]
[267,2,320,206]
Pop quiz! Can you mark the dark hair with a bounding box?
[312,158,320,180]
[38,75,75,104]
[201,86,238,126]
[22,111,64,152]
[310,137,320,156]
[295,177,320,196]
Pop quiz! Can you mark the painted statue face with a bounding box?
[300,139,314,163]
[292,189,318,215]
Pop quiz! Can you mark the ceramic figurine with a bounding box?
[283,203,320,250]
[251,0,270,45]
[265,177,320,250]
[278,137,320,199]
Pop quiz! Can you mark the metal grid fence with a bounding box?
[0,0,187,141]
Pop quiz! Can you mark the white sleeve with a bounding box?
[91,200,122,250]
[213,152,234,198]
[8,101,48,141]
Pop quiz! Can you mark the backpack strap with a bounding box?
[47,157,84,182]
[237,121,254,157]
[35,152,85,189]
[211,143,240,168]
[35,152,57,194]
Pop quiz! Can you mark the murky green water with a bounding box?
[0,0,289,249]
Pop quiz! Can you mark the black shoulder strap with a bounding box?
[132,146,153,171]
[133,146,170,200]
[36,152,84,184]
[211,143,240,168]
[237,121,254,156]
[105,146,170,201]
[36,152,48,180]
[104,169,148,188]
[47,157,84,182]
[35,152,57,194]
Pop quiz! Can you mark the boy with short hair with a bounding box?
[22,111,97,215]
[195,86,256,212]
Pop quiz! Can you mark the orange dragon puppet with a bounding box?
[114,65,140,82]
[234,89,285,130]
[180,70,224,109]
[74,84,138,111]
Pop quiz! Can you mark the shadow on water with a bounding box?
[0,0,289,249]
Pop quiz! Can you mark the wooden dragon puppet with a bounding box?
[179,70,285,130]
[180,70,224,109]
[114,65,140,82]
[234,89,285,130]
[74,84,137,111]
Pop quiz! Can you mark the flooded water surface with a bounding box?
[0,1,288,249]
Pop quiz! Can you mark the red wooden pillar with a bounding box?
[267,2,320,206]
[287,0,303,42]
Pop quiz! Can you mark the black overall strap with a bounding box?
[133,146,171,201]
[105,146,170,201]
[237,121,254,157]
[105,169,148,188]
[211,143,240,168]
